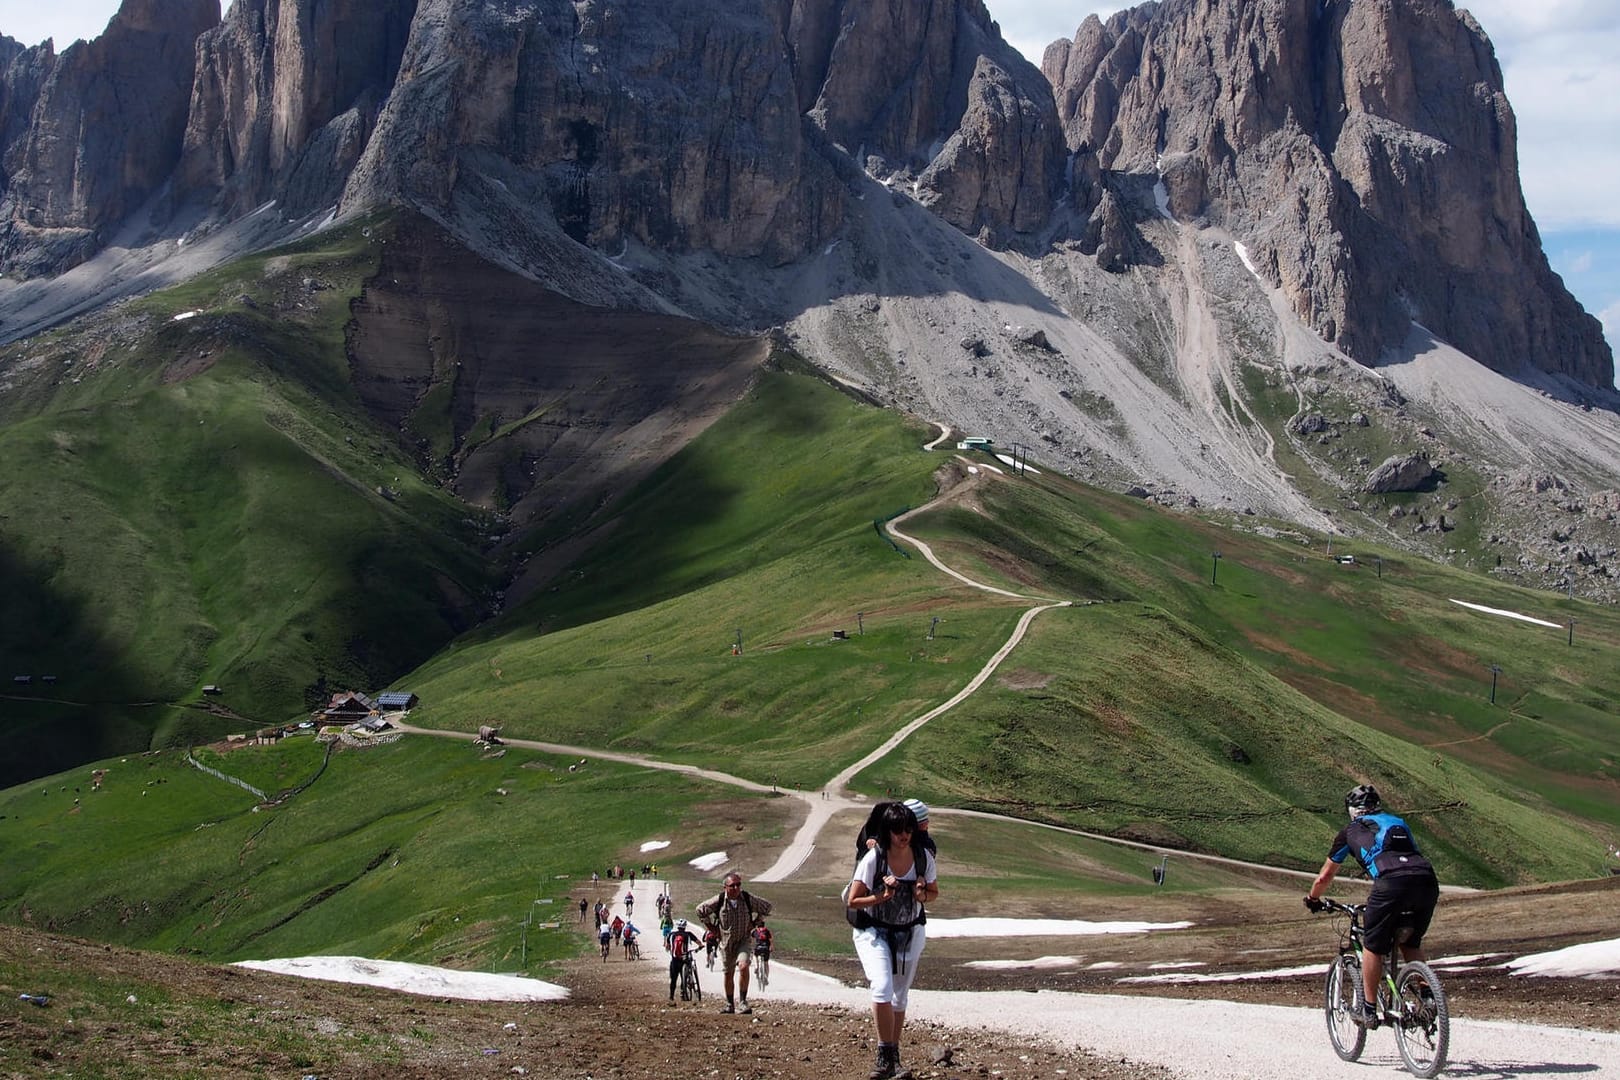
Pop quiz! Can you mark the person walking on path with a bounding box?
[695,872,774,1014]
[845,801,938,1079]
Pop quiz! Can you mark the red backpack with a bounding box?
[671,932,688,958]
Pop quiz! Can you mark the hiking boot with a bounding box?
[891,1049,914,1080]
[868,1044,896,1080]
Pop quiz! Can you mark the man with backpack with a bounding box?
[695,872,774,1014]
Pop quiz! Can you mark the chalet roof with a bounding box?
[376,691,417,708]
[327,690,377,710]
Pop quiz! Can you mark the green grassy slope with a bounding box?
[0,736,786,969]
[0,219,494,784]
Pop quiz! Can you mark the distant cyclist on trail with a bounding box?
[624,889,635,916]
[1304,784,1440,1027]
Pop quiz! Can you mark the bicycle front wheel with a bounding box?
[1393,961,1449,1078]
[1325,955,1366,1061]
[757,956,769,987]
[687,962,702,1003]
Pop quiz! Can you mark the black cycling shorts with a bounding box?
[1363,873,1439,955]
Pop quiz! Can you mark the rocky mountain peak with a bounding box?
[1043,0,1612,388]
[0,0,218,276]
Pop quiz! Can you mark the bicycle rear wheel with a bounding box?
[1325,955,1366,1061]
[1393,961,1449,1078]
[757,955,769,987]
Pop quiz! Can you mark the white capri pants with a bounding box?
[853,923,927,1010]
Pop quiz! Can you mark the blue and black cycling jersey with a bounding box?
[1329,812,1434,880]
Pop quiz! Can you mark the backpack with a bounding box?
[842,846,930,930]
[671,931,688,957]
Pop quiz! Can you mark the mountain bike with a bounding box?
[679,951,702,1002]
[753,949,770,987]
[1313,898,1449,1077]
[624,935,641,961]
[599,936,612,962]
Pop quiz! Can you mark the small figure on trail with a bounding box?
[667,918,701,1002]
[750,917,772,962]
[624,889,635,916]
[578,897,587,922]
[1304,784,1440,1028]
[845,800,938,1080]
[610,914,624,944]
[695,872,774,1015]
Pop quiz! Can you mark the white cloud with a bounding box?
[1601,300,1620,352]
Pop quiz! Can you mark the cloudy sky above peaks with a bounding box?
[5,0,1616,349]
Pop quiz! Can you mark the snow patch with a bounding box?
[962,956,1078,971]
[639,840,671,853]
[1118,962,1327,984]
[234,956,569,1002]
[1449,599,1563,628]
[1507,938,1620,979]
[689,851,729,872]
[172,310,201,322]
[926,918,1192,939]
[1235,242,1262,280]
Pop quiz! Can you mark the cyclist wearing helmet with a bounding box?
[667,918,701,1003]
[1304,784,1439,1027]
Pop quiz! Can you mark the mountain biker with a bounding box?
[622,920,641,957]
[597,920,613,958]
[750,917,773,962]
[1304,784,1440,1027]
[667,918,701,1002]
[624,889,635,916]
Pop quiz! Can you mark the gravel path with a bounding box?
[758,961,1620,1079]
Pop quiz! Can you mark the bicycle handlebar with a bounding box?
[1307,897,1363,918]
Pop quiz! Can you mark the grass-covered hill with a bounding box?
[0,217,497,787]
[3,218,1619,974]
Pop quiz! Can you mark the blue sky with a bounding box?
[4,0,1616,352]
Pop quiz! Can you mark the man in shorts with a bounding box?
[695,872,774,1014]
[1305,784,1440,1026]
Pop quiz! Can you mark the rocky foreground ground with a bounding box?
[4,873,1617,1079]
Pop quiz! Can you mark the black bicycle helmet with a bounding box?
[1344,784,1382,814]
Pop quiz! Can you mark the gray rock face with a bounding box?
[1043,0,1613,388]
[1365,452,1437,494]
[180,0,416,217]
[0,0,219,275]
[0,0,1057,278]
[795,0,1064,245]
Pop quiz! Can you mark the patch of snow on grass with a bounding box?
[961,956,1078,971]
[640,840,671,853]
[1118,962,1326,984]
[992,454,1041,475]
[172,310,200,321]
[1449,599,1562,628]
[689,851,729,872]
[926,917,1190,939]
[235,956,569,1001]
[1507,938,1620,978]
